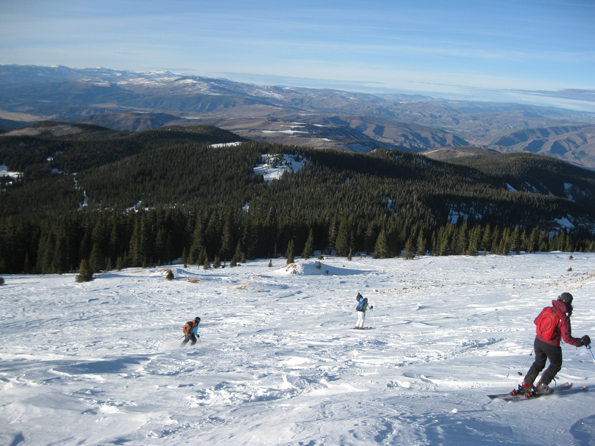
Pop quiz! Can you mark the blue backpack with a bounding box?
[357,297,368,311]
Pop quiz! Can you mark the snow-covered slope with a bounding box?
[1,253,595,445]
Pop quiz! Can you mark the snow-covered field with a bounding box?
[2,253,595,445]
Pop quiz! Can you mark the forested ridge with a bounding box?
[1,123,594,275]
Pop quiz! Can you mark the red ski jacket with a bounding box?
[534,300,581,347]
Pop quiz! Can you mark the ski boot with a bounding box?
[534,383,551,395]
[511,383,535,397]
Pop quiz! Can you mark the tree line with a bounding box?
[1,205,593,275]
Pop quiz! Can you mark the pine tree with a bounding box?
[76,259,94,282]
[335,219,351,257]
[466,226,481,256]
[498,228,511,256]
[188,214,205,264]
[115,256,125,271]
[364,222,379,255]
[219,211,236,261]
[327,217,339,254]
[286,239,295,264]
[109,221,121,265]
[402,236,415,260]
[510,225,522,254]
[454,222,468,255]
[89,242,105,273]
[303,229,314,260]
[565,234,575,253]
[36,231,54,274]
[373,229,390,259]
[205,210,222,259]
[154,227,167,265]
[481,224,492,253]
[539,231,549,252]
[527,227,540,253]
[416,230,427,257]
[230,241,242,266]
[438,225,452,256]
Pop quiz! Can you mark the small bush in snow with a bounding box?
[76,260,93,283]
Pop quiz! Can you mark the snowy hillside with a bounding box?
[1,253,595,445]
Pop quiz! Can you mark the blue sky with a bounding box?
[1,0,594,110]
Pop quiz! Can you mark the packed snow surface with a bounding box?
[2,253,595,445]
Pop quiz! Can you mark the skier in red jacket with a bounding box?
[181,317,201,347]
[518,293,590,396]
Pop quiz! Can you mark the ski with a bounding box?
[351,327,374,330]
[488,382,575,401]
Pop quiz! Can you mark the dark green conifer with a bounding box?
[286,239,295,264]
[416,230,427,257]
[373,229,390,259]
[402,236,415,260]
[76,259,94,282]
[303,229,314,260]
[335,219,351,257]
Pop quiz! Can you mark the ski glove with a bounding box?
[580,335,591,346]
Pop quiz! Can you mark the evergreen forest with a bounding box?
[1,123,595,275]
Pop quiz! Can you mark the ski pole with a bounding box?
[586,344,595,364]
[518,348,534,376]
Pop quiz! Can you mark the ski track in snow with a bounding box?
[1,253,595,445]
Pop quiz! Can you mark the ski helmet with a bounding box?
[558,292,573,305]
[194,317,201,323]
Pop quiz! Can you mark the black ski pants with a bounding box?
[181,333,197,347]
[524,337,562,387]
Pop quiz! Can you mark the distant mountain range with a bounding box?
[1,64,595,168]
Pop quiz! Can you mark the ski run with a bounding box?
[1,252,595,445]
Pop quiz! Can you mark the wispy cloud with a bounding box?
[512,89,595,104]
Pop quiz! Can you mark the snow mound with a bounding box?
[272,260,366,275]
